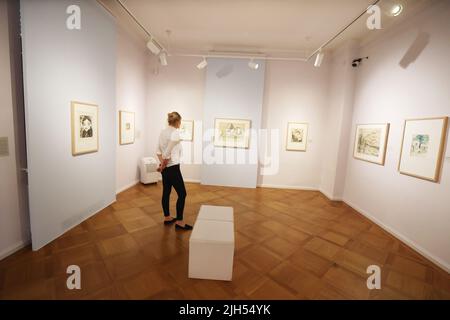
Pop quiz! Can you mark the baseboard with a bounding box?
[156,177,200,184]
[116,180,139,194]
[344,199,450,274]
[319,188,343,201]
[257,183,319,191]
[184,178,201,184]
[0,239,30,261]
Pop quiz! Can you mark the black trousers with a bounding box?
[161,164,187,220]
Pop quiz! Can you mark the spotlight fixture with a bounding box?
[390,4,403,16]
[196,57,208,69]
[248,59,259,70]
[146,38,162,55]
[159,51,168,66]
[314,51,325,67]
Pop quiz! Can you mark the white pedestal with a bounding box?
[189,219,235,281]
[197,205,234,222]
[141,171,159,184]
[140,157,160,184]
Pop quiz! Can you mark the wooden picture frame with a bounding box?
[119,111,135,145]
[353,123,390,165]
[286,122,309,152]
[180,120,194,141]
[213,118,251,149]
[398,116,448,182]
[71,101,99,156]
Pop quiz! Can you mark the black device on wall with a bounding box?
[352,56,369,67]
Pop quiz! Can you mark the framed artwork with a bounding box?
[214,118,251,149]
[71,101,98,156]
[398,117,448,182]
[286,122,308,151]
[179,120,194,141]
[353,123,390,165]
[119,111,135,145]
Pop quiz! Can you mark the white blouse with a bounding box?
[156,126,182,167]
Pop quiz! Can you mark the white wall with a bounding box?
[145,56,206,182]
[259,59,329,189]
[0,0,29,259]
[319,41,358,200]
[116,28,148,192]
[343,0,450,271]
[143,56,331,189]
[21,0,117,250]
[201,58,265,188]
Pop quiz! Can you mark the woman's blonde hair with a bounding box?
[167,111,182,126]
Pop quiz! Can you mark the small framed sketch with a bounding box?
[286,122,308,151]
[119,111,135,145]
[353,123,390,165]
[214,118,251,149]
[71,101,98,156]
[179,120,194,141]
[398,117,448,182]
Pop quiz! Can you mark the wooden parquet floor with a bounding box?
[0,182,449,300]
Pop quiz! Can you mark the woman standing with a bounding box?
[156,112,193,230]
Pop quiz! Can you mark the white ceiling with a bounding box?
[101,0,432,58]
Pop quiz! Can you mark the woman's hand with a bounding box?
[157,158,169,172]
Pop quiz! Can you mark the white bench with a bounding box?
[197,205,234,222]
[189,206,234,281]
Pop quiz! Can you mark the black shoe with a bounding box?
[175,223,193,230]
[164,218,177,225]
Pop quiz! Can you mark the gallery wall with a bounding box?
[145,56,206,182]
[343,0,450,271]
[0,0,29,259]
[21,0,117,250]
[319,41,358,200]
[201,58,266,188]
[258,59,329,190]
[143,56,332,189]
[116,27,148,192]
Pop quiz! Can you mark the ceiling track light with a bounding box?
[248,59,259,70]
[115,0,168,57]
[306,0,381,61]
[159,51,168,66]
[111,0,381,65]
[196,57,208,69]
[146,38,162,56]
[314,51,325,67]
[390,4,403,16]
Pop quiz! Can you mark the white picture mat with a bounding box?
[353,123,389,164]
[119,111,135,145]
[214,118,251,148]
[286,122,308,151]
[72,101,98,155]
[399,118,446,180]
[180,120,194,141]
